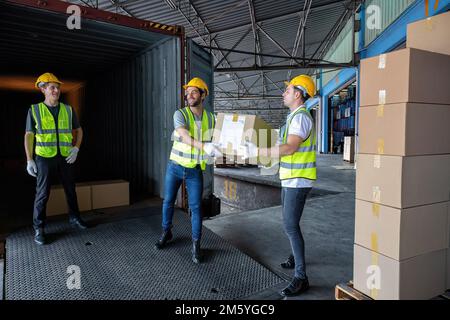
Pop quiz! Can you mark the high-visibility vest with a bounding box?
[31,102,73,158]
[169,107,215,171]
[279,106,317,181]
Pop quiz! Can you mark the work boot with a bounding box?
[281,277,309,297]
[191,240,202,264]
[69,217,89,230]
[34,228,46,245]
[155,229,173,249]
[280,254,295,269]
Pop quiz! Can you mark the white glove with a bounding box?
[203,143,223,158]
[66,147,79,164]
[26,160,38,177]
[242,141,259,159]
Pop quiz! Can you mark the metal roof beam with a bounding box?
[288,0,312,80]
[192,0,349,38]
[263,73,284,94]
[247,0,265,97]
[175,0,247,92]
[214,27,252,69]
[201,45,334,62]
[216,62,354,72]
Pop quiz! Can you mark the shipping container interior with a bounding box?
[0,2,182,234]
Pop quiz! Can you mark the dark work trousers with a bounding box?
[33,155,80,229]
[281,187,312,280]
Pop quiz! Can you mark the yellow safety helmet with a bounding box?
[35,72,63,89]
[183,77,209,96]
[285,74,316,98]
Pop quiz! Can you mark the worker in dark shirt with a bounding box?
[24,73,88,245]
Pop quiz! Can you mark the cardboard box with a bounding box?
[47,184,92,216]
[407,11,450,56]
[360,48,450,107]
[355,200,449,261]
[343,136,355,162]
[46,187,67,216]
[213,113,278,165]
[359,103,450,156]
[91,180,129,209]
[355,154,450,208]
[353,244,447,300]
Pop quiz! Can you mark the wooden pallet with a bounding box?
[335,281,450,300]
[335,281,372,300]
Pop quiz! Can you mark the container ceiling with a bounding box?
[0,1,170,80]
[2,0,356,109]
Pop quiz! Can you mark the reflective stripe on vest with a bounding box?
[169,107,215,171]
[279,106,317,181]
[32,102,73,158]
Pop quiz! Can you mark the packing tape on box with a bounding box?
[370,250,379,299]
[226,142,233,154]
[373,155,381,169]
[426,17,435,31]
[371,232,379,252]
[372,186,381,203]
[378,54,386,69]
[378,90,386,105]
[370,286,379,299]
[372,203,380,218]
[377,139,385,154]
[376,105,384,117]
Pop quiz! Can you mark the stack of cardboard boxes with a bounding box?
[354,11,450,299]
[47,180,129,216]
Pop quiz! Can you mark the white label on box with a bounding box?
[372,186,381,203]
[219,115,245,150]
[373,155,381,169]
[378,54,386,69]
[378,90,386,105]
[426,17,434,31]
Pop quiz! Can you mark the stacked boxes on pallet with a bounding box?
[354,11,450,299]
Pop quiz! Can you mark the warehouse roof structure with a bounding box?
[67,0,358,109]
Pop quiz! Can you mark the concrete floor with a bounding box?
[1,154,355,300]
[205,154,356,300]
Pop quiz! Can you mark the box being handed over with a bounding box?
[212,113,278,165]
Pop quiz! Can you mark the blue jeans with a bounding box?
[281,187,312,279]
[162,160,203,241]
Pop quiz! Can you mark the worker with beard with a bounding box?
[24,72,88,245]
[155,77,221,264]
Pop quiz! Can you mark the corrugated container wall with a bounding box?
[81,38,181,198]
[322,18,355,85]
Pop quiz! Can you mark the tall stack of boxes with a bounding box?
[354,11,450,299]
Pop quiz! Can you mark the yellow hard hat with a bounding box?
[183,77,209,96]
[285,74,316,98]
[35,72,63,89]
